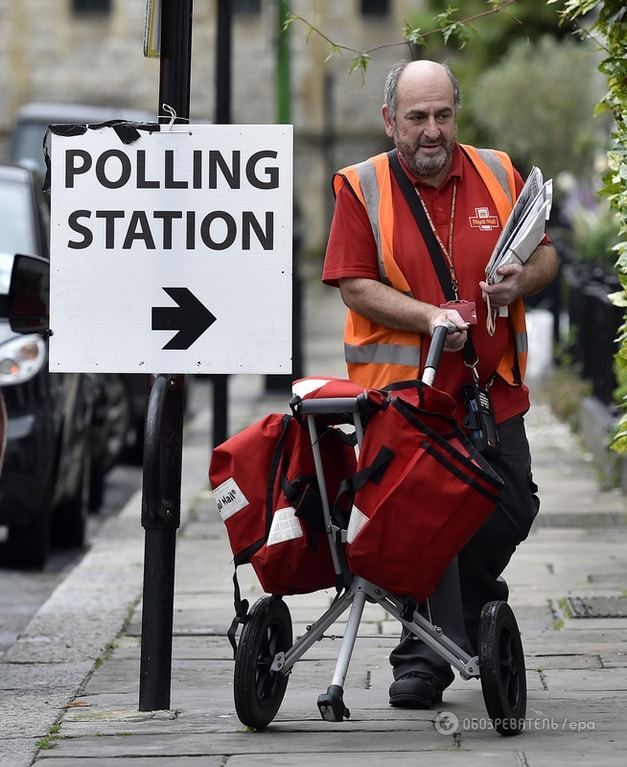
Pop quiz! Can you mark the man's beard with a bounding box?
[395,133,454,178]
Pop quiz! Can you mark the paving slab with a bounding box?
[0,661,93,691]
[227,757,526,767]
[0,738,41,767]
[34,760,223,767]
[0,688,80,738]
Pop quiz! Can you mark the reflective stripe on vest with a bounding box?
[334,146,528,387]
[345,342,421,367]
[472,148,515,207]
[334,154,411,294]
[461,144,516,226]
[350,159,389,286]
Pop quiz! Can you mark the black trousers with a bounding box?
[389,414,540,686]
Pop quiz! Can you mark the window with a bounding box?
[361,0,389,16]
[233,0,261,14]
[0,180,36,261]
[72,0,112,14]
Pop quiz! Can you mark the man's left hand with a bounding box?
[479,244,559,308]
[479,263,525,308]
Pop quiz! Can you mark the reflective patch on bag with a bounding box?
[215,477,249,521]
[346,505,368,544]
[267,506,304,546]
[291,378,332,398]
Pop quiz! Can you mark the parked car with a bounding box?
[0,163,99,568]
[0,390,6,475]
[8,101,156,473]
[9,100,155,177]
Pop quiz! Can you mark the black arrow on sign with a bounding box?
[152,287,217,350]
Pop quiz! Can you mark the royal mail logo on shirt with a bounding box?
[468,207,499,231]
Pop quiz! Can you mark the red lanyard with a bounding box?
[415,180,458,299]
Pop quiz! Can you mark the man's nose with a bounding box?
[423,116,440,139]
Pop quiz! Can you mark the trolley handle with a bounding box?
[422,323,455,387]
[297,397,361,416]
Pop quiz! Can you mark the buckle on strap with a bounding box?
[464,356,480,385]
[227,570,250,658]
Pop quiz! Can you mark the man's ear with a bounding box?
[382,104,395,138]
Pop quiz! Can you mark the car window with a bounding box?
[10,121,49,177]
[0,178,37,257]
[0,253,14,295]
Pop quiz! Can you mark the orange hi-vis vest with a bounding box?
[333,144,528,389]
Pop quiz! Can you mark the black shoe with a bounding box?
[388,671,444,709]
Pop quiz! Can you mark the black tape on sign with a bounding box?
[43,120,160,192]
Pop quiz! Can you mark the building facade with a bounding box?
[0,0,425,252]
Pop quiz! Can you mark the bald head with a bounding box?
[384,60,461,123]
[382,59,459,185]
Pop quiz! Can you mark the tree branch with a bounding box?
[288,1,518,62]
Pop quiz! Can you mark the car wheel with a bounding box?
[90,374,132,501]
[53,447,91,549]
[89,446,106,513]
[100,374,132,470]
[7,469,54,570]
[119,415,144,465]
[7,502,52,570]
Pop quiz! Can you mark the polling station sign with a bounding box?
[48,123,293,374]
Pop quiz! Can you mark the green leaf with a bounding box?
[324,43,341,63]
[609,290,627,307]
[349,53,370,76]
[282,14,296,33]
[434,7,459,30]
[403,22,425,46]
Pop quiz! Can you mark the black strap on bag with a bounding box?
[280,425,354,550]
[335,445,395,514]
[265,414,295,537]
[227,571,249,657]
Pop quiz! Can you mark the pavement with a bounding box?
[2,280,627,767]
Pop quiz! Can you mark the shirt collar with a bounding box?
[397,144,464,190]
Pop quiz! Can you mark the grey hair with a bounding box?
[383,61,462,122]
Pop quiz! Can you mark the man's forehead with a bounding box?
[396,63,454,102]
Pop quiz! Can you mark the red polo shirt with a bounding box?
[323,144,538,424]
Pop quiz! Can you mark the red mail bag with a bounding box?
[346,387,503,601]
[209,412,356,595]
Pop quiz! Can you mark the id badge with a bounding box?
[440,299,477,325]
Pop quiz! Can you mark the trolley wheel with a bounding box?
[233,596,292,730]
[478,600,527,737]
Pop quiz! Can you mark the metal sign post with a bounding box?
[139,0,191,712]
[211,0,232,448]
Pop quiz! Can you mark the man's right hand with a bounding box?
[338,278,468,352]
[428,307,468,353]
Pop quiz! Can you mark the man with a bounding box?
[322,60,558,709]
